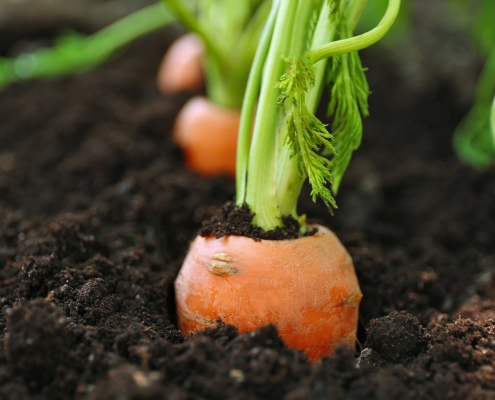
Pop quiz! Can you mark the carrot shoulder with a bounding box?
[156,33,204,95]
[175,224,362,361]
[173,96,240,177]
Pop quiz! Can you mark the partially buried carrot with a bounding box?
[174,0,400,360]
[159,0,271,177]
[175,224,362,361]
[156,33,204,95]
[172,96,240,177]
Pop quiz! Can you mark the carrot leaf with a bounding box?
[276,55,337,211]
[325,29,370,193]
[239,0,401,231]
[453,47,495,169]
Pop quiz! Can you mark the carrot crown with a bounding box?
[235,0,400,232]
[160,0,272,109]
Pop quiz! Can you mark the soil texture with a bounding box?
[0,25,495,400]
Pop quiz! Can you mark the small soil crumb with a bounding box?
[199,201,314,240]
[89,366,169,400]
[364,311,429,364]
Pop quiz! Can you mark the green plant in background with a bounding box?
[491,95,495,139]
[0,0,271,112]
[344,0,495,170]
[450,0,495,57]
[0,3,174,89]
[0,0,492,170]
[449,0,495,169]
[453,48,495,169]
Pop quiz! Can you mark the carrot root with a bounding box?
[173,96,240,177]
[175,224,362,361]
[157,33,204,95]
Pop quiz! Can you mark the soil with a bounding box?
[0,23,495,400]
[198,202,309,240]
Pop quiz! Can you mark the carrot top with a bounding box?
[235,0,400,232]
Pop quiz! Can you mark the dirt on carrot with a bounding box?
[199,201,308,240]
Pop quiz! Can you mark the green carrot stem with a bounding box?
[237,0,400,231]
[309,0,400,63]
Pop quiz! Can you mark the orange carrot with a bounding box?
[175,224,362,361]
[157,35,241,176]
[155,1,270,177]
[172,96,240,177]
[172,0,398,361]
[156,33,204,95]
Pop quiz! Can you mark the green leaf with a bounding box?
[491,95,495,141]
[277,56,338,210]
[453,104,495,170]
[325,24,370,193]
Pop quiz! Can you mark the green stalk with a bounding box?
[227,0,273,107]
[491,95,495,145]
[453,47,495,169]
[244,0,300,229]
[0,3,173,88]
[236,0,281,203]
[474,47,495,106]
[204,58,246,108]
[239,0,400,231]
[310,0,400,63]
[84,3,172,55]
[346,0,371,32]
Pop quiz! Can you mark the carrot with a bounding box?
[174,0,400,360]
[159,0,271,176]
[156,33,205,95]
[175,224,362,360]
[172,96,240,177]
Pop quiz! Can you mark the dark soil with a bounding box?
[198,201,310,240]
[0,25,495,400]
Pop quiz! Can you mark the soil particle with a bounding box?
[89,365,169,400]
[364,311,430,364]
[76,278,107,304]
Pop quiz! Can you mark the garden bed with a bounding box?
[0,27,495,399]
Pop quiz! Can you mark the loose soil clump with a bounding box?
[0,26,495,399]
